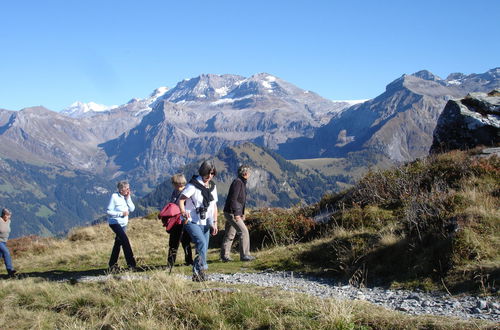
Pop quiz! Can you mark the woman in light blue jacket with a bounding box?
[106,181,136,271]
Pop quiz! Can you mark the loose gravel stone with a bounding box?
[204,271,500,322]
[477,300,488,309]
[65,270,499,322]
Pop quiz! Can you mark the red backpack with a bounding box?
[158,203,182,233]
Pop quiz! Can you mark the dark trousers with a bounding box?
[168,224,193,266]
[109,224,136,268]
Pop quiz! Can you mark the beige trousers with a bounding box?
[221,212,250,259]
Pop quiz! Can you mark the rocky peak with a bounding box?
[446,72,466,81]
[150,86,169,98]
[159,74,245,103]
[412,70,442,82]
[431,90,500,153]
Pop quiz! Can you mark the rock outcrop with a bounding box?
[430,90,500,153]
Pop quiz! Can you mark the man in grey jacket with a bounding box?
[221,165,255,262]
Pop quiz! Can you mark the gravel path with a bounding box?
[208,271,499,322]
[74,270,499,322]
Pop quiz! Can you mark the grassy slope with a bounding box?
[1,149,498,328]
[1,218,495,329]
[255,149,500,293]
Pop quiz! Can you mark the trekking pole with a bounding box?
[169,215,188,275]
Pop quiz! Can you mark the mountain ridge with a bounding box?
[0,68,499,238]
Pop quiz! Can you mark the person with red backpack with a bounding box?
[166,173,193,268]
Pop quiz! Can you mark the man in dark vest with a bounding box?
[221,165,255,262]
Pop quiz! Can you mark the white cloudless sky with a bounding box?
[0,0,498,111]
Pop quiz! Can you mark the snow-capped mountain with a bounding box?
[1,69,498,239]
[100,73,353,188]
[61,86,169,118]
[61,101,117,117]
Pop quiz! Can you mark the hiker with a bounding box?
[221,165,255,262]
[167,173,193,267]
[179,161,219,281]
[106,181,137,272]
[0,208,16,277]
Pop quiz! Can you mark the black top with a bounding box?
[170,189,182,204]
[223,176,247,216]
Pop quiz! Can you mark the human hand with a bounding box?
[181,209,189,221]
[122,211,129,217]
[211,223,218,236]
[235,215,242,222]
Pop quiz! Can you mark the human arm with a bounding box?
[125,196,135,214]
[211,204,218,236]
[179,196,189,222]
[228,180,244,219]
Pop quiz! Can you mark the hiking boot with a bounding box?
[192,269,207,282]
[108,264,121,274]
[220,256,233,262]
[241,255,256,262]
[128,265,145,272]
[7,269,17,278]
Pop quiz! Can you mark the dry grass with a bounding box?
[1,149,498,328]
[10,217,169,273]
[0,270,494,329]
[1,214,496,328]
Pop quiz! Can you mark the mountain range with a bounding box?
[0,68,498,237]
[279,68,500,162]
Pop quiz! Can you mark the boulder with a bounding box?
[430,90,500,153]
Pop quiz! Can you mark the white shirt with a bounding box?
[107,192,135,226]
[181,176,218,226]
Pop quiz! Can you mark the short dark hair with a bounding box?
[198,160,217,177]
[1,208,11,217]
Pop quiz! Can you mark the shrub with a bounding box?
[8,235,54,256]
[329,204,395,230]
[245,207,318,247]
[67,226,97,241]
[306,150,499,291]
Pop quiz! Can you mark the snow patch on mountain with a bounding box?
[211,95,256,106]
[150,87,169,98]
[61,87,169,118]
[447,80,462,86]
[61,101,116,116]
[215,86,229,96]
[333,99,369,105]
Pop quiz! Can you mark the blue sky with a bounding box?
[1,0,498,111]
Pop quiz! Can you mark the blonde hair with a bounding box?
[171,173,187,186]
